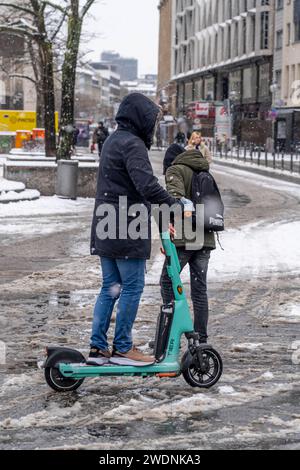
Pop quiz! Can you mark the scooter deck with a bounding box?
[59,361,181,379]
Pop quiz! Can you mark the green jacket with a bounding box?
[165,150,216,250]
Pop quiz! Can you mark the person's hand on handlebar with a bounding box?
[180,197,195,218]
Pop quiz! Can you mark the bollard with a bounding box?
[291,153,294,173]
[265,148,268,167]
[56,159,79,200]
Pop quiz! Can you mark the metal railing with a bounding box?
[213,142,300,174]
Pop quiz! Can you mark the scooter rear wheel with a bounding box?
[181,348,223,389]
[45,350,85,392]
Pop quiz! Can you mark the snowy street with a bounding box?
[0,151,299,450]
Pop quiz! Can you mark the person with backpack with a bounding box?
[93,122,109,157]
[160,147,224,344]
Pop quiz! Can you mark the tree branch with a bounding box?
[80,0,96,19]
[0,25,37,39]
[42,1,68,14]
[0,2,35,16]
[8,73,37,84]
[50,10,68,41]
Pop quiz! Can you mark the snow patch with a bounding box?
[0,178,25,192]
[0,374,40,397]
[101,382,294,424]
[0,189,40,202]
[218,386,238,395]
[276,304,300,321]
[0,195,93,218]
[146,220,300,283]
[0,402,82,429]
[231,343,263,352]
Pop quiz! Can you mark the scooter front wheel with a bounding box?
[44,349,85,392]
[181,347,223,389]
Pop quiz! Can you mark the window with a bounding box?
[276,30,283,49]
[295,0,300,42]
[286,23,291,46]
[276,0,283,9]
[260,12,269,49]
[275,70,282,89]
[259,63,270,97]
[243,67,257,101]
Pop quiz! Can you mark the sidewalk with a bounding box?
[213,155,300,185]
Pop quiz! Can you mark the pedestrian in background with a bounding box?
[72,125,80,155]
[186,131,212,163]
[163,143,184,175]
[175,129,186,147]
[93,122,109,157]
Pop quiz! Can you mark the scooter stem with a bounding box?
[161,231,184,301]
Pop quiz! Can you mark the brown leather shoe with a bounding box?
[110,346,155,367]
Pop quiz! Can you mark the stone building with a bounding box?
[273,0,300,149]
[101,51,138,82]
[171,0,275,144]
[158,0,300,148]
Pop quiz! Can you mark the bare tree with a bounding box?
[57,0,97,160]
[0,1,65,156]
[0,1,98,158]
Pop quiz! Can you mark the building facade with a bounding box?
[273,0,300,149]
[157,0,177,114]
[89,62,121,117]
[121,75,158,100]
[101,51,138,81]
[171,0,275,144]
[75,66,102,120]
[0,33,26,111]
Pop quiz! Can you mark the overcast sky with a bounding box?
[84,0,160,77]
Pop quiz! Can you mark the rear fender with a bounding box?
[44,347,85,368]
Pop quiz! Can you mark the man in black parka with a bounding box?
[88,93,190,367]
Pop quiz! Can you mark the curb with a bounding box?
[212,158,300,185]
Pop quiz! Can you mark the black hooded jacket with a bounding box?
[90,93,179,260]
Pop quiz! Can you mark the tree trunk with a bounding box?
[57,13,82,160]
[41,42,56,157]
[36,80,44,128]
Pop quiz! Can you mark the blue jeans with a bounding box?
[90,257,146,353]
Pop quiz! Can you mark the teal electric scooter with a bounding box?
[43,232,223,392]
